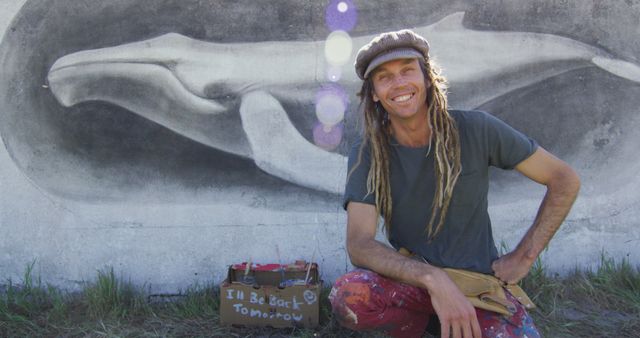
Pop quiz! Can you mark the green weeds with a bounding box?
[1,256,639,337]
[0,261,66,336]
[522,253,640,338]
[168,282,219,319]
[83,267,150,319]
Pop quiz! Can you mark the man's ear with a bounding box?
[372,91,380,102]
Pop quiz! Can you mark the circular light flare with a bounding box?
[327,65,342,82]
[313,122,344,151]
[324,30,352,66]
[337,2,348,13]
[316,94,345,126]
[315,84,349,127]
[325,0,357,32]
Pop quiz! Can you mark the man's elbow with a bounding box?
[346,243,363,267]
[346,239,369,268]
[348,254,362,268]
[551,165,581,197]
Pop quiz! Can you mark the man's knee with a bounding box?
[329,270,384,330]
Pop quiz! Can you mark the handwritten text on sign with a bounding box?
[225,288,318,321]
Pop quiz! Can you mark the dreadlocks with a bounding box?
[349,57,461,241]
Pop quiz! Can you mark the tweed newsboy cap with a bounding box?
[355,29,430,80]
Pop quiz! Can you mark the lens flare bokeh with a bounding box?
[313,122,344,151]
[327,65,342,82]
[325,0,357,32]
[324,30,353,66]
[315,83,349,127]
[312,0,357,151]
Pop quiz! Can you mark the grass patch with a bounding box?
[83,267,150,319]
[522,254,640,338]
[0,261,67,336]
[1,257,639,337]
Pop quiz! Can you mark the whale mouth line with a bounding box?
[50,60,170,72]
[47,59,231,115]
[49,60,214,102]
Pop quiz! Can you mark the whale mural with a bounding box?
[44,12,640,196]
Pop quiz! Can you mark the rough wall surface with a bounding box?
[1,0,639,292]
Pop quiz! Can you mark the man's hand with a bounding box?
[494,147,580,285]
[491,250,535,284]
[425,268,482,338]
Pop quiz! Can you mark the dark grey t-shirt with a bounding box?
[343,110,538,274]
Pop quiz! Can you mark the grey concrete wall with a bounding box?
[1,0,639,292]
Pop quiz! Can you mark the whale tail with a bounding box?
[592,57,640,83]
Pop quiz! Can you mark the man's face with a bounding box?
[371,58,429,123]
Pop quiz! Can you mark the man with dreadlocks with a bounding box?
[328,30,580,338]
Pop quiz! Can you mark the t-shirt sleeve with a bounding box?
[484,112,539,169]
[342,140,376,210]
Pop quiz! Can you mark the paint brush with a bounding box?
[244,257,252,277]
[242,257,255,285]
[275,245,285,285]
[304,249,316,284]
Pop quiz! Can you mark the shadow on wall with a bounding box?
[1,0,639,208]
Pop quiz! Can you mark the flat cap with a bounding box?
[354,29,430,80]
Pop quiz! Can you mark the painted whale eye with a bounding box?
[203,83,238,104]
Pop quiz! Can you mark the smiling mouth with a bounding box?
[392,93,414,102]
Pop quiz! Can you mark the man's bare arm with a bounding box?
[346,202,437,285]
[492,147,580,284]
[347,202,481,338]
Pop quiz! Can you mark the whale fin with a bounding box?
[239,91,346,195]
[430,12,466,32]
[592,57,640,84]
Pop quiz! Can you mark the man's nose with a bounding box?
[392,74,408,86]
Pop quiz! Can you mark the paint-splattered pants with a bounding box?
[329,269,540,338]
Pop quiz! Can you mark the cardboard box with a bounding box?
[220,261,321,328]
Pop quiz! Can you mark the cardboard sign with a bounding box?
[220,261,320,328]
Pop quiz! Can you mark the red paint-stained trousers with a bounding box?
[329,269,541,338]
